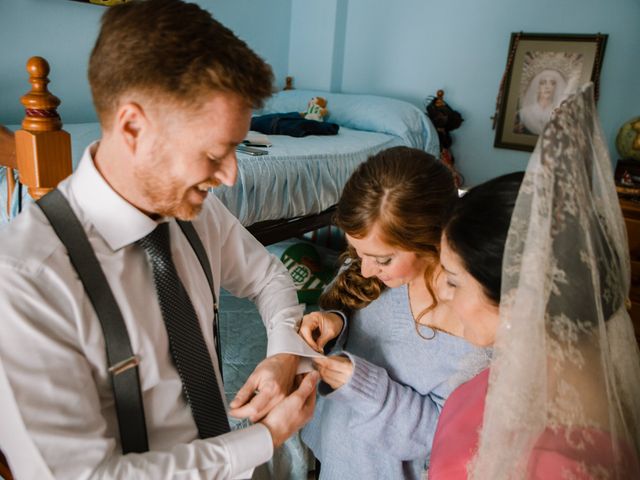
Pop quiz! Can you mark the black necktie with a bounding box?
[137,222,230,438]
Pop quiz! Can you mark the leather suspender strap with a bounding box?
[37,190,149,454]
[177,220,224,381]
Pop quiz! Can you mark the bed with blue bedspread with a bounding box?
[226,89,439,226]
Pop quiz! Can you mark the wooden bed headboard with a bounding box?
[3,56,72,214]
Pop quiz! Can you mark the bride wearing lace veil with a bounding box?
[428,83,640,478]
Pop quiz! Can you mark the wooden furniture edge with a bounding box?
[247,206,336,246]
[12,56,72,207]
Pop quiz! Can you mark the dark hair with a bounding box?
[89,0,273,127]
[444,172,524,304]
[320,146,457,317]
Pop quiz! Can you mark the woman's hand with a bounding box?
[298,311,344,353]
[312,355,353,390]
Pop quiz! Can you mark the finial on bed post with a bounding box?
[15,56,72,200]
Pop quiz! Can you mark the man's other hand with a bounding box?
[228,353,299,422]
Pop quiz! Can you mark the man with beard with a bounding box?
[0,1,317,478]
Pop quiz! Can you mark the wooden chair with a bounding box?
[3,56,72,216]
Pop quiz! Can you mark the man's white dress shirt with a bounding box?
[0,357,54,480]
[0,144,305,479]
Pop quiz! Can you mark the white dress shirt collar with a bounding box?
[69,142,160,251]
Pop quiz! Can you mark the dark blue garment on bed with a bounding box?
[250,112,340,137]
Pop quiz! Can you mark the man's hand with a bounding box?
[228,353,299,422]
[260,371,319,448]
[312,355,353,390]
[298,311,344,353]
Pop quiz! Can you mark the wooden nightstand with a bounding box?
[619,198,640,344]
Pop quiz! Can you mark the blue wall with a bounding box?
[288,0,640,185]
[288,0,340,91]
[1,0,638,185]
[0,0,292,124]
[0,0,101,123]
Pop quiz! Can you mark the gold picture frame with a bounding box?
[494,32,607,152]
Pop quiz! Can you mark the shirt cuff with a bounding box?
[217,423,273,478]
[265,322,302,358]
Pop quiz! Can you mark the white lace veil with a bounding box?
[470,83,640,478]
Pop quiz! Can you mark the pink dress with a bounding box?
[428,368,489,479]
[428,369,639,479]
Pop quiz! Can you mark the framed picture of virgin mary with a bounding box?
[494,33,607,152]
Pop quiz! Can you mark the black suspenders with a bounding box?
[37,189,222,454]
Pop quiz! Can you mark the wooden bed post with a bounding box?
[14,56,72,200]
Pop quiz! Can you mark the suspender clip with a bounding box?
[108,355,141,376]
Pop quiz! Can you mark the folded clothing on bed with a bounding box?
[250,112,339,137]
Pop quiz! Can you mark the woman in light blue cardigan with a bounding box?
[299,146,489,480]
